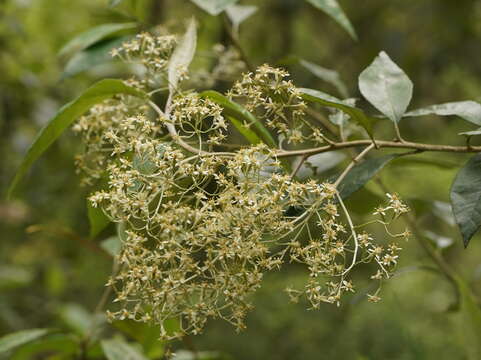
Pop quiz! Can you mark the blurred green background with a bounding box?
[2,0,481,359]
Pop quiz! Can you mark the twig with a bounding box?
[222,14,255,72]
[334,143,375,187]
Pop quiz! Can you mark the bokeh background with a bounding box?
[2,0,481,359]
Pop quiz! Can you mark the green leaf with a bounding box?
[58,304,93,335]
[112,320,164,358]
[109,0,125,7]
[337,154,400,199]
[59,23,136,57]
[200,90,276,147]
[459,128,481,137]
[0,329,51,354]
[454,276,481,359]
[61,36,127,79]
[101,338,148,360]
[100,236,122,257]
[359,51,413,123]
[300,59,348,98]
[87,201,110,238]
[8,79,147,198]
[300,88,377,139]
[225,4,257,31]
[405,101,481,126]
[190,0,239,15]
[305,0,357,40]
[450,153,481,246]
[168,18,197,93]
[10,334,78,360]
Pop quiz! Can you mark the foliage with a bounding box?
[3,0,481,359]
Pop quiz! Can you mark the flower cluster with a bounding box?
[228,65,314,144]
[72,30,411,339]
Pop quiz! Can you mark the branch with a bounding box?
[276,139,481,158]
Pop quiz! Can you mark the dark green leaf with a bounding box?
[300,88,377,139]
[61,37,127,79]
[87,201,110,238]
[59,23,136,57]
[359,51,413,123]
[101,338,148,360]
[405,101,481,126]
[10,334,78,360]
[0,329,51,354]
[305,0,357,40]
[8,79,147,198]
[337,154,400,199]
[450,153,481,246]
[190,0,239,15]
[168,18,197,93]
[300,59,348,98]
[200,90,276,147]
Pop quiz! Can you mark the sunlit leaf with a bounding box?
[101,338,148,360]
[300,88,377,138]
[450,153,481,246]
[305,0,357,40]
[8,79,147,198]
[200,90,276,147]
[359,51,413,123]
[59,23,136,57]
[405,101,481,126]
[0,329,51,354]
[190,0,239,15]
[168,18,197,93]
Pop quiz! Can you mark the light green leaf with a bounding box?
[100,236,122,257]
[58,304,93,335]
[359,51,413,123]
[190,0,239,15]
[305,0,357,40]
[450,153,481,247]
[59,23,136,57]
[336,154,400,199]
[8,79,147,198]
[87,201,110,238]
[300,59,348,98]
[101,338,148,360]
[405,101,481,126]
[300,88,377,138]
[459,128,481,136]
[168,18,197,93]
[226,4,257,31]
[109,0,125,7]
[200,90,276,147]
[0,329,51,354]
[61,36,127,79]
